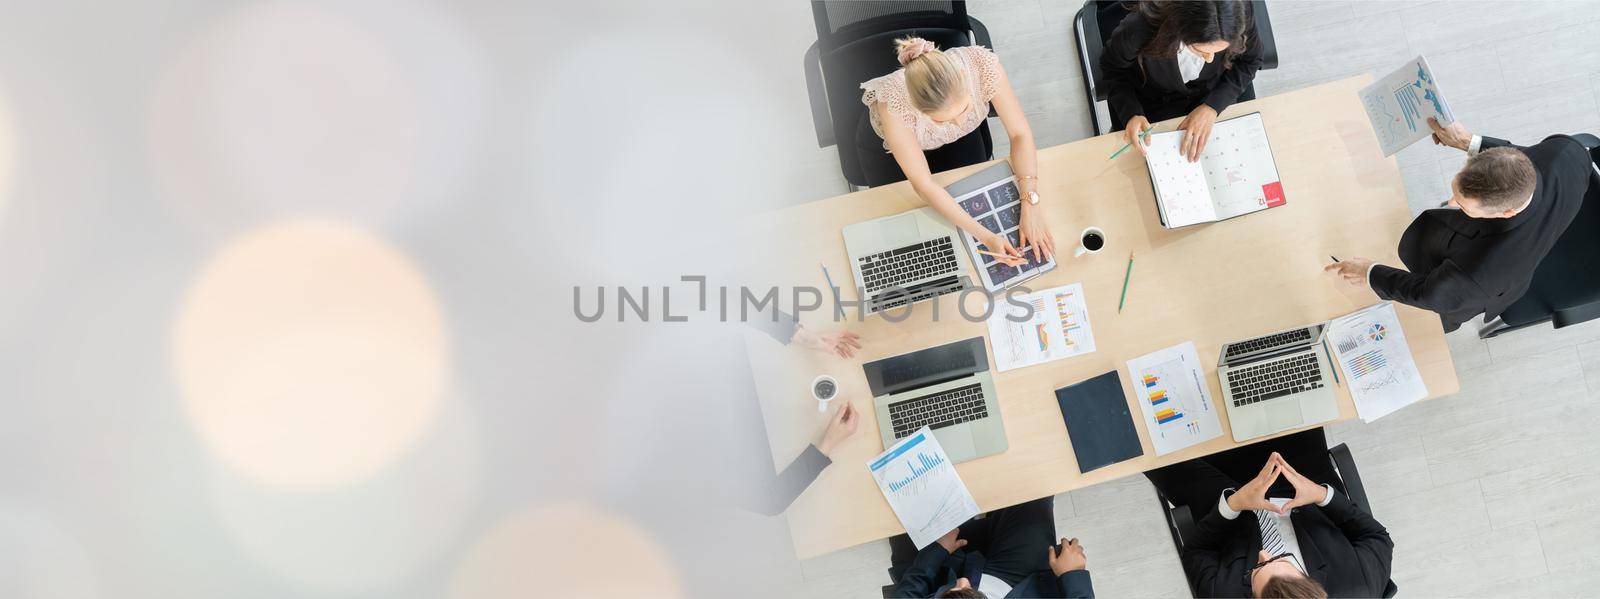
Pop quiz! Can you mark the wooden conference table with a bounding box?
[741,75,1460,559]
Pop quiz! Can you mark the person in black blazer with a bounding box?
[1144,428,1393,598]
[888,497,1095,598]
[1101,0,1264,162]
[1325,118,1593,333]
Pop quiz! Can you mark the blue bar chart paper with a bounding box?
[1359,55,1457,156]
[867,426,979,549]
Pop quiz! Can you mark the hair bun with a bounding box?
[895,37,938,66]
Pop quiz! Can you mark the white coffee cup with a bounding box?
[1074,226,1106,258]
[811,375,839,412]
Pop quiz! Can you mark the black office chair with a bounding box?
[1072,0,1279,135]
[1153,443,1398,599]
[803,1,995,189]
[1479,133,1600,339]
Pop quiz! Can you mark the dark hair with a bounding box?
[1258,573,1329,599]
[938,587,985,599]
[1136,0,1252,69]
[1457,147,1538,211]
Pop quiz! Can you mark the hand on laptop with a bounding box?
[1274,453,1330,509]
[793,325,862,358]
[1322,258,1374,286]
[816,401,860,457]
[1228,456,1285,514]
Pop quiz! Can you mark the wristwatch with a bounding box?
[1027,191,1039,205]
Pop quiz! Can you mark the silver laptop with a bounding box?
[864,337,1007,463]
[1218,324,1340,442]
[842,207,974,315]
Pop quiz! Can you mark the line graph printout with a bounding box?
[1126,341,1222,455]
[1359,55,1456,156]
[1327,302,1427,422]
[868,426,979,549]
[987,282,1097,372]
[1144,112,1284,228]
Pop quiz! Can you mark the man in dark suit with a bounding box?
[1325,118,1592,332]
[1144,428,1392,598]
[888,497,1095,598]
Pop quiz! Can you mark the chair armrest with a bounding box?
[968,15,992,49]
[1328,443,1371,514]
[1251,0,1279,70]
[804,41,835,148]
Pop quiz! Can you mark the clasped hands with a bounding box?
[1226,452,1329,515]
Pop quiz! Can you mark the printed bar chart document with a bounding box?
[868,426,979,549]
[1327,302,1427,422]
[1126,341,1223,455]
[1143,112,1285,228]
[1359,55,1456,156]
[986,282,1097,372]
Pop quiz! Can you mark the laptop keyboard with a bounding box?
[858,238,959,294]
[1226,353,1324,407]
[1224,328,1313,360]
[888,383,988,439]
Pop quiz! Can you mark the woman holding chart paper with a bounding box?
[1101,0,1264,162]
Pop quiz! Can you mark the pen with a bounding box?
[820,263,844,320]
[1321,338,1341,386]
[1108,127,1154,160]
[1117,252,1135,313]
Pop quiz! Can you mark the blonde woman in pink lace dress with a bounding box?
[860,37,1053,264]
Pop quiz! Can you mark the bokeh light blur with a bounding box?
[449,503,684,599]
[174,220,449,489]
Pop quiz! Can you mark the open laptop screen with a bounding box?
[863,337,988,397]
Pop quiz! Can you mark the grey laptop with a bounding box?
[1218,324,1340,442]
[864,337,1007,463]
[842,207,974,315]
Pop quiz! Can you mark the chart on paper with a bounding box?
[987,283,1097,372]
[868,427,979,548]
[1360,55,1455,156]
[1126,341,1222,455]
[1328,303,1427,422]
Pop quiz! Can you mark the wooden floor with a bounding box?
[778,1,1600,596]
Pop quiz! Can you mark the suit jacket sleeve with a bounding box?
[747,444,831,516]
[1477,135,1523,152]
[1202,21,1264,114]
[1368,261,1485,317]
[1318,492,1395,593]
[1101,18,1148,123]
[889,544,951,598]
[1181,499,1240,597]
[1053,570,1096,599]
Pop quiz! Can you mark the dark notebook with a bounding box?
[1054,371,1144,473]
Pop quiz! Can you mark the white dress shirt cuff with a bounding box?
[1218,489,1241,520]
[1318,484,1336,507]
[1468,134,1483,156]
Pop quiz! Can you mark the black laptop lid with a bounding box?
[863,337,989,397]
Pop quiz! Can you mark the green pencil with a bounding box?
[1117,252,1135,313]
[1108,127,1154,160]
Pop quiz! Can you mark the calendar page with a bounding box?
[1143,112,1284,228]
[1143,132,1215,227]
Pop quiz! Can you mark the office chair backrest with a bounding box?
[808,1,983,186]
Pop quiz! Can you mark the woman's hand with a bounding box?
[1124,115,1152,157]
[1017,203,1054,263]
[792,325,862,358]
[1177,105,1218,162]
[815,401,860,457]
[980,232,1026,267]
